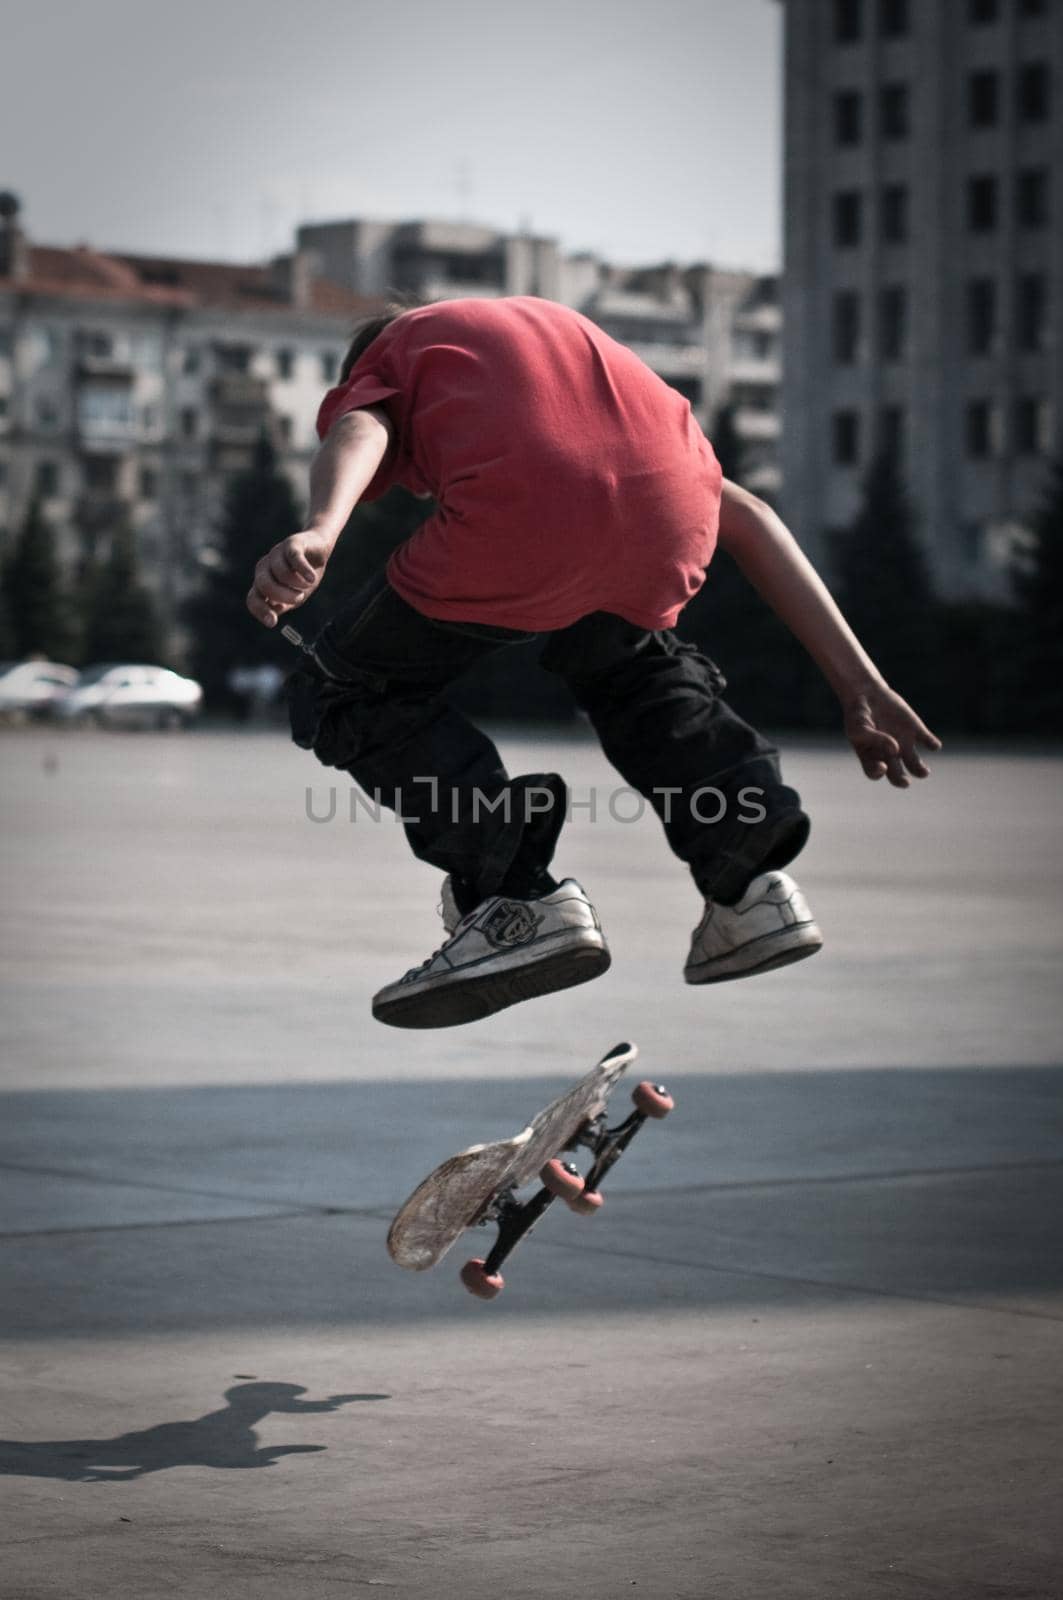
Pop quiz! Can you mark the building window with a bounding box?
[832,410,861,465]
[967,0,998,20]
[1017,273,1047,351]
[0,456,7,484]
[881,184,909,243]
[1015,397,1049,456]
[276,348,294,380]
[966,400,992,459]
[879,405,905,459]
[879,0,909,37]
[1016,168,1049,228]
[36,396,60,428]
[968,70,999,128]
[277,415,293,445]
[0,329,12,356]
[1018,0,1046,16]
[966,279,997,355]
[320,350,338,382]
[35,459,59,497]
[731,382,775,412]
[833,190,864,246]
[139,466,159,500]
[834,90,863,145]
[180,407,198,439]
[183,347,200,375]
[878,285,907,360]
[1017,63,1051,122]
[833,291,862,364]
[83,455,119,492]
[967,175,998,232]
[0,396,8,420]
[834,0,862,43]
[79,330,114,361]
[216,344,252,374]
[880,82,910,139]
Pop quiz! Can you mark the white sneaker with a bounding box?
[373,879,610,1029]
[684,869,823,985]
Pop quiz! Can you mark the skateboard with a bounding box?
[386,1041,673,1299]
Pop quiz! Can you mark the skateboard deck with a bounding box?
[387,1041,674,1298]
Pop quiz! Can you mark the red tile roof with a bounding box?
[0,244,379,322]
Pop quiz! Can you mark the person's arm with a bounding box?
[717,478,941,787]
[246,406,392,627]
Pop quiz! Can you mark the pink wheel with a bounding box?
[633,1081,674,1118]
[540,1158,585,1201]
[460,1258,504,1299]
[568,1188,604,1215]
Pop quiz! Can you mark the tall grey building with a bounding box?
[780,0,1061,596]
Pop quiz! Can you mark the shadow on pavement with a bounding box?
[0,1381,389,1481]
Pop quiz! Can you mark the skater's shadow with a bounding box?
[0,1381,389,1482]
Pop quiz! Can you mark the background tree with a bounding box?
[707,400,745,483]
[832,452,942,721]
[183,433,304,708]
[678,402,817,729]
[1,497,77,661]
[80,523,162,664]
[1010,455,1063,734]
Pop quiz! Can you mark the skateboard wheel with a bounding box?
[633,1081,674,1118]
[568,1188,604,1215]
[460,1258,504,1299]
[540,1158,585,1201]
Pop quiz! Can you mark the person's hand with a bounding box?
[842,682,942,787]
[246,530,331,627]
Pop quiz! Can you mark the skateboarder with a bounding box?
[246,296,939,1028]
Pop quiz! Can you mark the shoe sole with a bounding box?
[373,942,612,1029]
[684,923,823,985]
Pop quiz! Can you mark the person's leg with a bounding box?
[289,574,608,1024]
[541,613,810,904]
[290,572,564,909]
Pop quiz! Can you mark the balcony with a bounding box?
[733,409,781,441]
[207,373,272,447]
[76,374,138,449]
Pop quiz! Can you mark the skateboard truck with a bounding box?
[461,1080,674,1300]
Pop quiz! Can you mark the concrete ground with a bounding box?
[1,726,1061,1599]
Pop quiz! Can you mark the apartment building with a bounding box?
[0,196,377,616]
[780,0,1062,596]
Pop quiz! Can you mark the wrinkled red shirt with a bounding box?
[316,296,721,633]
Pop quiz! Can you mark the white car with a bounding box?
[55,664,204,729]
[0,660,79,719]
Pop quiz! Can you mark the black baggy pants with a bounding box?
[288,572,809,915]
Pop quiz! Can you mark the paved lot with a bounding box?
[1,727,1061,1598]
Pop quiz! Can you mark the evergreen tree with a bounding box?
[81,524,162,664]
[1,498,77,661]
[832,453,941,713]
[708,401,745,483]
[183,433,303,706]
[0,579,15,659]
[1012,455,1063,732]
[676,402,817,729]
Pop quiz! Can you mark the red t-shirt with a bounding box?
[316,296,721,633]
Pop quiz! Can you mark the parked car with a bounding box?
[0,660,79,720]
[54,664,204,729]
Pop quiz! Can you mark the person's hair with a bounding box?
[339,294,423,384]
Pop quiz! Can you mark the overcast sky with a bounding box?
[4,0,782,272]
